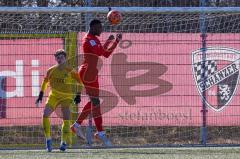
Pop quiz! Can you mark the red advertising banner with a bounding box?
[0,33,240,127]
[0,38,63,126]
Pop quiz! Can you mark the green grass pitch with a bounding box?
[0,147,240,159]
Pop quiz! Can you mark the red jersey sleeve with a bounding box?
[84,37,118,58]
[102,41,118,58]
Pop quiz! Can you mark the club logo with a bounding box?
[192,47,240,111]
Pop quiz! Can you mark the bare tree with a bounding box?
[36,0,50,31]
[0,0,22,6]
[37,0,48,7]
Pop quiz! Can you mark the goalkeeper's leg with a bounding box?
[68,103,80,146]
[59,103,71,151]
[42,106,55,152]
[60,120,70,151]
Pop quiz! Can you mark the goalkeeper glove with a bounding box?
[35,91,44,107]
[74,93,81,105]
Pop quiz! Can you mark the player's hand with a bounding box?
[74,93,81,105]
[35,91,43,107]
[108,35,115,41]
[116,33,122,42]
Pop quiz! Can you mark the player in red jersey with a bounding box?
[71,19,122,146]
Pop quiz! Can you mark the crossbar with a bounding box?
[0,7,240,13]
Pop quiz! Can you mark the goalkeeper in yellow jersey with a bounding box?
[35,49,83,152]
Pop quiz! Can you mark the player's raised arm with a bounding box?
[103,35,115,50]
[107,33,122,52]
[101,33,122,58]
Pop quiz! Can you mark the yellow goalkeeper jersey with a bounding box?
[40,64,83,97]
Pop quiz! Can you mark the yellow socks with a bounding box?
[43,118,72,145]
[43,117,51,139]
[61,120,70,144]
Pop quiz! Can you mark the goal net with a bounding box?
[1,7,240,148]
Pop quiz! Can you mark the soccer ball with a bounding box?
[107,10,122,25]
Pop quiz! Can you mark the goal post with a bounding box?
[1,6,240,148]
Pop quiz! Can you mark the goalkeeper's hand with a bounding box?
[74,93,81,105]
[35,91,43,107]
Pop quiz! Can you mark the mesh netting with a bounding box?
[0,12,240,33]
[1,9,240,148]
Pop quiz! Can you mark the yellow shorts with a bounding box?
[45,94,73,110]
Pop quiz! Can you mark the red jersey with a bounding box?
[80,33,118,82]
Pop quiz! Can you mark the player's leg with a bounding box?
[70,73,96,139]
[68,103,78,147]
[86,80,112,147]
[42,95,57,152]
[59,98,72,151]
[71,78,99,139]
[42,106,54,152]
[90,96,112,147]
[75,70,96,124]
[83,78,103,132]
[90,96,102,131]
[71,101,90,140]
[75,101,92,125]
[42,107,54,140]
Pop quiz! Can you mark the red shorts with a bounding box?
[79,68,99,97]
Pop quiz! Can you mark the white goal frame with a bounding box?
[1,6,240,148]
[0,7,240,13]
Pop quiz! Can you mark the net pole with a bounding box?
[200,0,208,146]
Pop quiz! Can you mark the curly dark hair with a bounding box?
[54,49,66,57]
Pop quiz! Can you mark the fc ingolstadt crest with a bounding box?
[192,47,240,111]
